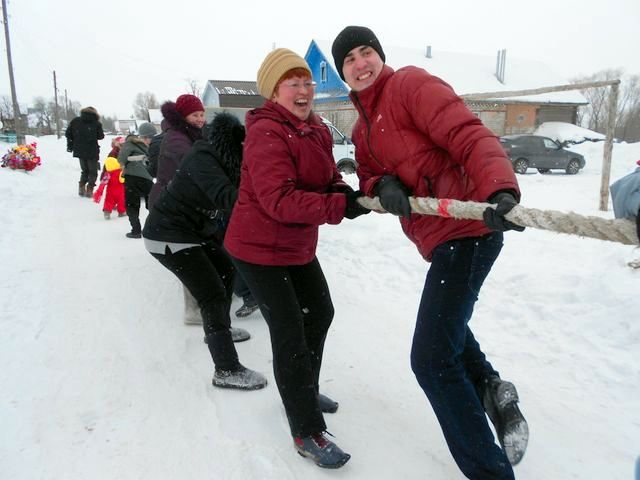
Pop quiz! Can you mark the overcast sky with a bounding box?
[1,0,638,120]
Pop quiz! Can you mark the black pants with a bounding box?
[411,233,513,479]
[151,243,239,370]
[124,175,153,234]
[78,157,98,187]
[232,256,334,437]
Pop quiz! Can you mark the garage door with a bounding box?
[536,107,576,126]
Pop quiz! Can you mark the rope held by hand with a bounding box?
[357,196,639,246]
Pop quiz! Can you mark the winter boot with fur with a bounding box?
[318,393,338,413]
[78,182,86,197]
[294,432,351,468]
[482,375,529,465]
[85,184,94,198]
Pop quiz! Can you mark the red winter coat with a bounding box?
[224,101,349,265]
[351,65,520,261]
[103,169,125,213]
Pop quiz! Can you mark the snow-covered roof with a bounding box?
[313,40,587,105]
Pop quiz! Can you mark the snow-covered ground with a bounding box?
[1,134,638,480]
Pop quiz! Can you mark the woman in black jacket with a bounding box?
[142,113,266,390]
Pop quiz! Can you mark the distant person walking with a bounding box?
[65,106,105,197]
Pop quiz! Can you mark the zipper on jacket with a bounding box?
[353,93,387,173]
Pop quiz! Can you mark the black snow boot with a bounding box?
[294,432,351,468]
[235,296,259,318]
[318,393,338,414]
[203,327,251,344]
[482,375,529,465]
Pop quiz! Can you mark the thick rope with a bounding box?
[357,196,639,246]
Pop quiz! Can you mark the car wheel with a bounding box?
[537,168,551,174]
[513,158,528,174]
[336,159,356,174]
[565,159,580,175]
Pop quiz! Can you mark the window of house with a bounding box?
[320,61,327,83]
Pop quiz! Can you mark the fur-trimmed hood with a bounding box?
[192,112,245,187]
[80,106,99,122]
[160,101,202,142]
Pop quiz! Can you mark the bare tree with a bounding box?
[185,78,202,97]
[572,69,640,141]
[101,115,117,133]
[132,92,159,121]
[0,95,14,129]
[66,100,82,122]
[32,96,55,134]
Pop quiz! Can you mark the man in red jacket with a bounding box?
[332,26,528,479]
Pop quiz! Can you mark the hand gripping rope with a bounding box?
[357,196,639,246]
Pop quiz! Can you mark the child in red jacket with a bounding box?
[93,156,126,219]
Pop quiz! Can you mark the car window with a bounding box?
[543,138,558,149]
[328,125,345,145]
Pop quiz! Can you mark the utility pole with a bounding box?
[64,89,69,122]
[53,70,60,138]
[2,0,25,144]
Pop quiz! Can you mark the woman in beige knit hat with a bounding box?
[224,48,370,469]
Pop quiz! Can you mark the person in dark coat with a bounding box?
[223,48,369,469]
[65,106,105,197]
[142,113,267,391]
[118,122,157,238]
[147,119,168,179]
[148,95,209,327]
[331,26,528,479]
[148,95,205,207]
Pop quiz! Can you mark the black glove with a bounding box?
[483,191,525,232]
[329,183,354,194]
[375,175,411,218]
[344,190,371,219]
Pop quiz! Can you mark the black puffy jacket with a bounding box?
[142,113,245,244]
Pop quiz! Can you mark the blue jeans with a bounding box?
[410,232,514,479]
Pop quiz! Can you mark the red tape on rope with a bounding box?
[437,199,453,218]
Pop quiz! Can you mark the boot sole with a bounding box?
[296,450,351,469]
[211,379,267,391]
[502,415,529,465]
[235,306,259,318]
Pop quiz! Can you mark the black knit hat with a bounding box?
[331,26,386,81]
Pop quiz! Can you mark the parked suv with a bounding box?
[499,135,586,174]
[321,117,357,174]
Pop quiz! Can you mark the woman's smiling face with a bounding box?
[272,73,316,121]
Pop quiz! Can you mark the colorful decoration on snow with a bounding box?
[1,143,41,171]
